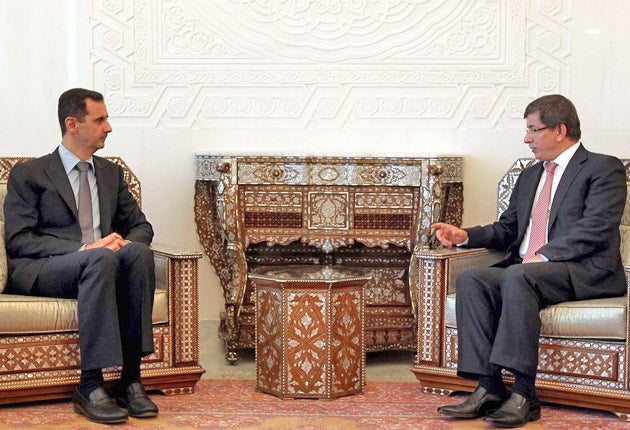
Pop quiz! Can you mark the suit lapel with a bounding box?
[549,145,588,227]
[44,150,78,216]
[94,156,114,235]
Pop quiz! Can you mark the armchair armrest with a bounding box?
[150,243,203,367]
[414,246,503,292]
[412,247,503,367]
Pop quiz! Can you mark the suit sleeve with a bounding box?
[4,163,82,258]
[538,156,626,265]
[110,164,154,245]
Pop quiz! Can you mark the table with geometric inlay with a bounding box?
[250,265,371,399]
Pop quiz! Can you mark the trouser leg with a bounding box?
[456,262,575,380]
[455,266,504,379]
[490,262,574,377]
[35,248,123,370]
[115,243,155,382]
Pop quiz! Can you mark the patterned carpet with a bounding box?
[0,379,626,429]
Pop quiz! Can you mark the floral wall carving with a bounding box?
[91,0,571,128]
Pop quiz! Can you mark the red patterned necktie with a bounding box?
[524,162,557,263]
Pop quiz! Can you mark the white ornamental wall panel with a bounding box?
[90,0,571,128]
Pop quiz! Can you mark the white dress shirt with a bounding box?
[58,144,102,241]
[518,142,580,260]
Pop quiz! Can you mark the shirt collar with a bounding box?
[58,144,94,174]
[548,141,580,170]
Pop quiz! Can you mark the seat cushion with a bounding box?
[0,289,168,334]
[539,296,627,339]
[445,293,627,341]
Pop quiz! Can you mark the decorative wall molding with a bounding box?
[90,0,571,128]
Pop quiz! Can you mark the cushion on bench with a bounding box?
[0,289,168,334]
[445,293,627,341]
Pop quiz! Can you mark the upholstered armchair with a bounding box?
[412,158,630,420]
[0,157,204,404]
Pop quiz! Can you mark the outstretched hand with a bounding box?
[431,222,468,248]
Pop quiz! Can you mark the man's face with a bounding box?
[75,99,112,153]
[523,111,561,161]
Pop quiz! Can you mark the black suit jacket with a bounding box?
[3,148,153,294]
[465,144,627,300]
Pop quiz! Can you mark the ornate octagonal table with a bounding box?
[250,265,371,399]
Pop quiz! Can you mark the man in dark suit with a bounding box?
[432,94,627,427]
[3,88,158,424]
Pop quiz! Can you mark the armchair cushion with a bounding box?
[538,296,627,339]
[446,294,627,340]
[0,289,168,334]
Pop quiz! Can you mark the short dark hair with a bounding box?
[57,88,105,136]
[524,94,581,141]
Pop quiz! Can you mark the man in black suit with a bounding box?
[432,94,627,427]
[3,88,158,424]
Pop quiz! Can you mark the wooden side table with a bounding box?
[250,265,371,399]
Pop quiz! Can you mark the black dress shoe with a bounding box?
[437,386,508,418]
[73,387,128,424]
[117,382,159,418]
[483,393,541,428]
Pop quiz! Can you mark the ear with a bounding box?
[555,123,568,141]
[65,117,78,133]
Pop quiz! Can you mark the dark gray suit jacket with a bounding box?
[3,148,153,295]
[465,144,627,300]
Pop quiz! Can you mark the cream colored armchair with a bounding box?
[0,157,204,404]
[412,158,630,420]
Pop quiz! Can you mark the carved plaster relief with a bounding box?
[90,0,570,128]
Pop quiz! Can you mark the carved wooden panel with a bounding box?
[255,287,283,394]
[444,330,626,390]
[241,185,417,249]
[90,0,571,128]
[0,330,168,381]
[252,266,368,399]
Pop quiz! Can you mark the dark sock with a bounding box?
[512,371,536,400]
[121,360,141,388]
[79,368,104,397]
[478,372,507,396]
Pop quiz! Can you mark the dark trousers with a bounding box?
[455,262,575,379]
[33,243,155,370]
